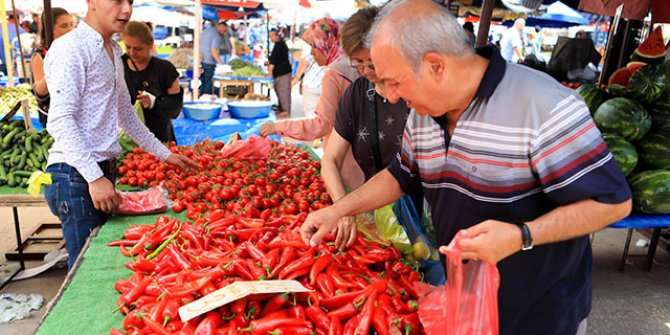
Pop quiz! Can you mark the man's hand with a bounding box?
[332,216,357,250]
[259,122,277,137]
[300,206,344,247]
[136,91,156,109]
[88,177,118,213]
[166,154,200,172]
[451,219,523,264]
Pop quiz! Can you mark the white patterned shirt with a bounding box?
[44,21,171,182]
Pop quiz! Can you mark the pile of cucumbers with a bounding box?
[0,120,53,187]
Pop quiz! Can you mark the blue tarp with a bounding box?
[173,112,280,146]
[610,214,670,229]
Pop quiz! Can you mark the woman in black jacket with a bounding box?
[121,21,183,143]
[268,28,292,117]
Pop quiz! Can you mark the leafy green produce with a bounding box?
[232,66,267,77]
[0,84,40,117]
[227,58,255,70]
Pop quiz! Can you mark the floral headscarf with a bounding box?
[302,17,343,66]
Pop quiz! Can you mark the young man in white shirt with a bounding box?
[44,0,198,270]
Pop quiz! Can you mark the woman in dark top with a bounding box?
[268,28,292,117]
[121,21,182,143]
[322,7,411,249]
[30,7,75,127]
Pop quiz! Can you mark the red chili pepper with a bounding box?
[119,245,132,257]
[122,309,144,330]
[279,251,315,279]
[125,255,156,273]
[236,228,265,241]
[315,273,335,297]
[246,243,267,262]
[397,276,419,300]
[284,266,311,281]
[309,253,333,285]
[399,313,420,335]
[406,270,420,283]
[342,314,361,335]
[122,276,152,305]
[231,297,247,315]
[263,248,281,270]
[110,328,126,335]
[263,309,291,319]
[114,279,135,294]
[354,291,376,335]
[246,300,262,320]
[305,305,330,331]
[260,293,289,316]
[327,300,360,321]
[325,267,357,289]
[267,327,314,335]
[270,246,296,278]
[242,318,312,335]
[166,243,194,270]
[288,305,306,320]
[107,240,137,247]
[194,311,222,335]
[232,261,255,281]
[162,299,181,324]
[142,314,171,335]
[320,291,363,310]
[165,276,212,298]
[328,315,342,335]
[148,297,168,323]
[372,306,388,335]
[246,260,267,280]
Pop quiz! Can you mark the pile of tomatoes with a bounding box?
[117,140,331,221]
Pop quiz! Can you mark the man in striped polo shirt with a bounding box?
[300,1,632,334]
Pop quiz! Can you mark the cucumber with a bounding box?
[25,135,34,152]
[7,173,16,187]
[13,170,34,178]
[2,128,19,145]
[15,152,27,170]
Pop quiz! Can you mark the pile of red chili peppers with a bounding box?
[109,213,423,335]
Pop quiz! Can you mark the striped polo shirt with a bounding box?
[388,46,631,335]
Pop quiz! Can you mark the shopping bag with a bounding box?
[420,230,500,335]
[114,186,168,216]
[393,195,444,284]
[220,136,271,160]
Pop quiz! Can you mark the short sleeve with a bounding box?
[159,59,179,93]
[530,95,631,205]
[387,113,423,197]
[334,81,358,143]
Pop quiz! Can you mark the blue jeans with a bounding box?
[200,62,216,95]
[45,163,115,270]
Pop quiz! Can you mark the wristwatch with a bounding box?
[519,223,533,251]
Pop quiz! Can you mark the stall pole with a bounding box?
[10,0,26,82]
[193,0,202,99]
[476,0,494,47]
[43,0,53,49]
[0,0,14,86]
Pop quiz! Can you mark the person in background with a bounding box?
[292,51,325,118]
[500,18,525,63]
[121,21,183,143]
[0,11,25,75]
[301,1,632,334]
[43,0,197,270]
[30,7,75,127]
[463,21,476,47]
[31,12,41,35]
[199,20,228,95]
[268,28,292,117]
[259,17,364,190]
[321,6,411,249]
[218,21,237,64]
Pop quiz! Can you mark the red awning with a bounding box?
[200,0,262,8]
[579,0,670,24]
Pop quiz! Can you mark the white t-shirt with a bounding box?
[500,27,523,63]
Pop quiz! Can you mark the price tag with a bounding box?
[178,280,311,322]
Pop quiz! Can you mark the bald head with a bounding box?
[366,0,472,71]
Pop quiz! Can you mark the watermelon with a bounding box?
[648,97,670,129]
[576,84,608,115]
[627,63,668,104]
[637,129,670,169]
[608,67,632,87]
[593,98,651,141]
[602,133,638,176]
[626,61,647,74]
[630,26,667,66]
[629,169,670,214]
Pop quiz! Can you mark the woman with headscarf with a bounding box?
[260,17,364,190]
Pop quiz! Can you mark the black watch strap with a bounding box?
[520,223,533,251]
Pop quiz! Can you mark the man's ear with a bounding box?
[423,52,444,80]
[86,0,95,10]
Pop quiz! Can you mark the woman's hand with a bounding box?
[260,122,277,137]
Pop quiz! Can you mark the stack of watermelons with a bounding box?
[576,26,670,214]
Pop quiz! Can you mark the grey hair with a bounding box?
[364,0,472,72]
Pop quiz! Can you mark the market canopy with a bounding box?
[579,0,670,23]
[525,1,591,27]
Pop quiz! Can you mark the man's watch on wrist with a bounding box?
[519,223,533,251]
